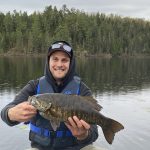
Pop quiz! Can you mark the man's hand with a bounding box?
[65,116,90,140]
[8,101,37,122]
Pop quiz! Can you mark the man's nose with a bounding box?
[57,60,63,66]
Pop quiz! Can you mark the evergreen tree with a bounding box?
[0,5,150,56]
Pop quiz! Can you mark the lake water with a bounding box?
[0,56,150,150]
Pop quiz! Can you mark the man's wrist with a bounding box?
[76,130,89,140]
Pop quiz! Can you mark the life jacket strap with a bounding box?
[30,123,73,138]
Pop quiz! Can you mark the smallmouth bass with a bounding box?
[28,93,124,144]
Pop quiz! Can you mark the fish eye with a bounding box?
[30,96,38,105]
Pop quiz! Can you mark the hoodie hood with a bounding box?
[44,41,77,92]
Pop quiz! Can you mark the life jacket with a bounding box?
[29,76,81,148]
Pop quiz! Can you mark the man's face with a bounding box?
[49,51,70,81]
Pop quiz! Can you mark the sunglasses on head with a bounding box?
[51,43,72,52]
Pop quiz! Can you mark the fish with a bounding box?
[28,93,124,144]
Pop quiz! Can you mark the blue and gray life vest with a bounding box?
[36,76,80,95]
[29,76,81,144]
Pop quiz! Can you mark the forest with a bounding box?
[0,5,150,56]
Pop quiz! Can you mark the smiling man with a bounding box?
[1,41,100,150]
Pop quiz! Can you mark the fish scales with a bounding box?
[45,93,98,122]
[28,93,124,144]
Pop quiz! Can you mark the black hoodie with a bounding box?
[44,50,76,93]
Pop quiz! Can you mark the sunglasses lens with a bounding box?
[51,43,72,53]
[63,45,71,52]
[51,44,61,49]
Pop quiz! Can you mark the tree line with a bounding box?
[0,5,150,56]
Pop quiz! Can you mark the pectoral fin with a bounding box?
[45,103,52,111]
[50,119,60,131]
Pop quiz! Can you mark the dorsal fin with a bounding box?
[79,95,102,111]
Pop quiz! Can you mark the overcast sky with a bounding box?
[0,0,150,20]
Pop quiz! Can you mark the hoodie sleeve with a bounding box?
[1,80,38,126]
[76,81,99,146]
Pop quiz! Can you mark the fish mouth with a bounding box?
[28,96,40,107]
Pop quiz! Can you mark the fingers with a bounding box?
[21,102,37,112]
[66,116,90,140]
[20,102,37,118]
[68,116,90,129]
[21,109,37,117]
[68,117,78,128]
[8,101,37,122]
[72,116,83,128]
[80,119,90,130]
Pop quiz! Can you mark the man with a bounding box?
[1,41,99,150]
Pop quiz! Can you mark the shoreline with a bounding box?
[1,52,150,58]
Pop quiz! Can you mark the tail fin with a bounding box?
[101,118,124,144]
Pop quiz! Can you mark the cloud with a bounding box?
[0,0,150,20]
